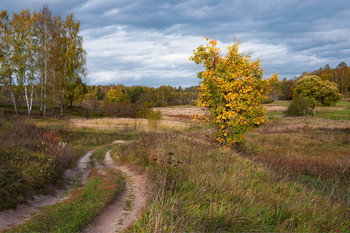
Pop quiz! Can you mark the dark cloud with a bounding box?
[3,0,350,86]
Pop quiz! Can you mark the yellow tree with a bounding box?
[190,39,278,146]
[12,9,38,115]
[107,89,121,103]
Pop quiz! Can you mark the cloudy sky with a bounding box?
[3,0,350,87]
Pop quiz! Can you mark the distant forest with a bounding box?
[269,62,350,100]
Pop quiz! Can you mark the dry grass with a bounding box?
[153,106,206,120]
[265,105,288,112]
[66,117,196,132]
[115,131,350,232]
[242,116,350,203]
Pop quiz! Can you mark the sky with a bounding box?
[3,0,350,87]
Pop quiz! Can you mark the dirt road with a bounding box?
[83,148,151,232]
[0,150,94,231]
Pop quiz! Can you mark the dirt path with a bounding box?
[83,142,151,232]
[0,150,94,232]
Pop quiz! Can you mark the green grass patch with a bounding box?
[266,112,284,116]
[267,100,291,106]
[316,108,350,120]
[90,146,113,164]
[8,168,125,233]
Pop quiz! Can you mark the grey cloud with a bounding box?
[3,0,350,86]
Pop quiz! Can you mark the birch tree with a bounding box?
[0,10,18,114]
[60,14,86,116]
[38,6,52,116]
[12,9,38,115]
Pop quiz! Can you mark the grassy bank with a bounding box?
[0,117,75,210]
[7,168,125,233]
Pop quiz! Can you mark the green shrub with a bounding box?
[147,110,162,131]
[263,97,275,104]
[286,96,310,116]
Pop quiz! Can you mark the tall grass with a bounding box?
[241,117,350,204]
[114,131,350,232]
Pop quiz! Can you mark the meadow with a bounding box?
[0,99,349,232]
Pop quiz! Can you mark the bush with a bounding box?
[147,110,162,131]
[103,102,138,118]
[263,97,275,104]
[286,96,310,116]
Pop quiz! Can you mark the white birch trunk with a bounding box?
[24,77,31,115]
[11,89,18,115]
[29,82,33,114]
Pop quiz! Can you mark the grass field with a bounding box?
[115,99,349,232]
[1,98,350,232]
[115,131,349,232]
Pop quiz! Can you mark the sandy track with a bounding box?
[84,144,151,232]
[0,150,94,232]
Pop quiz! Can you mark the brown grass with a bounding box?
[65,117,196,132]
[241,116,350,203]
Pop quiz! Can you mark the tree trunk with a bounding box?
[24,80,31,115]
[44,73,47,117]
[311,107,316,116]
[11,89,18,115]
[44,46,47,117]
[52,80,55,115]
[29,82,34,115]
[40,76,43,116]
[60,85,65,117]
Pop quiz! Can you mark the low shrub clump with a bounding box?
[0,117,74,210]
[286,96,310,116]
[263,97,275,104]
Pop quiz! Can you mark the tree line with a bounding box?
[84,84,199,106]
[268,62,350,100]
[0,6,86,116]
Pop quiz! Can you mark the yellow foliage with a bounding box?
[190,39,278,146]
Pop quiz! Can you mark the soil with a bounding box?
[0,150,94,232]
[83,141,152,233]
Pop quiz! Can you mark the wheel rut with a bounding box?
[84,142,151,233]
[0,150,94,231]
[1,140,152,233]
